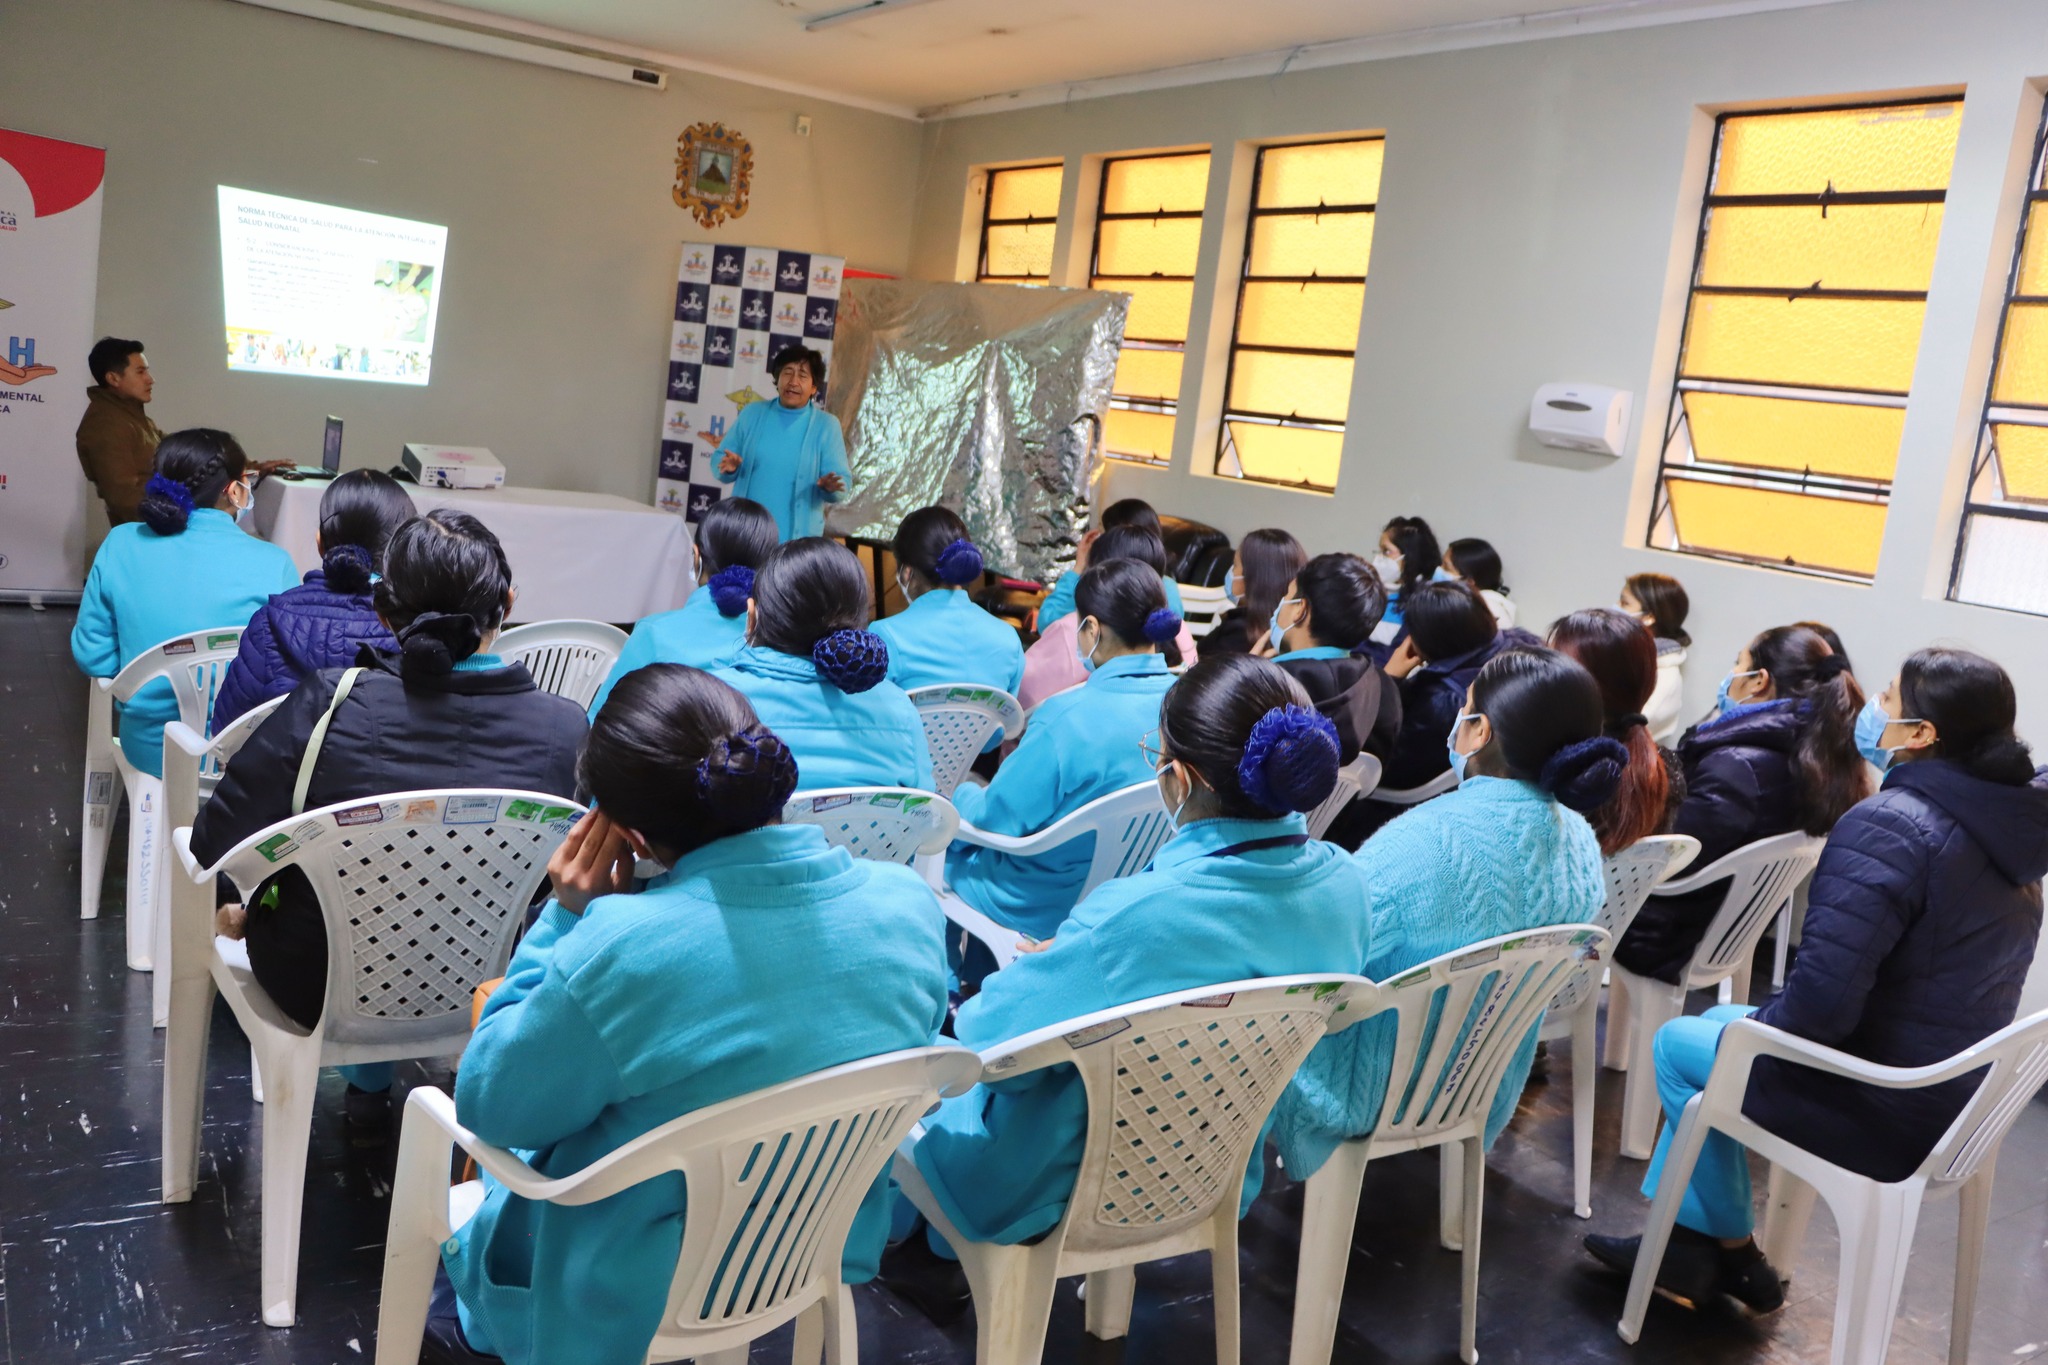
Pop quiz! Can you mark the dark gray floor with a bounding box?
[7,599,2048,1364]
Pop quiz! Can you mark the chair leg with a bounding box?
[1287,1141,1370,1365]
[1771,905,1792,992]
[696,1348,748,1365]
[958,1239,1062,1365]
[124,774,163,971]
[80,689,117,920]
[822,1283,857,1365]
[160,971,216,1204]
[1618,1098,1713,1346]
[1210,1206,1243,1365]
[251,1042,264,1103]
[1727,958,1752,1008]
[1571,996,1597,1218]
[1601,974,1632,1072]
[1618,975,1681,1160]
[1083,1266,1136,1341]
[257,1043,321,1327]
[1439,1142,1464,1252]
[150,870,173,1029]
[374,1102,456,1365]
[1827,1184,1923,1365]
[1459,1137,1485,1365]
[1761,1164,1819,1276]
[1951,1165,1994,1365]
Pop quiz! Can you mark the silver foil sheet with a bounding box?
[823,279,1129,584]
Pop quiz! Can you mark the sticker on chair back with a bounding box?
[443,795,502,825]
[1446,943,1501,972]
[334,803,386,828]
[505,799,578,827]
[1285,982,1345,1002]
[1063,1018,1132,1049]
[403,798,441,822]
[808,795,853,811]
[162,638,196,656]
[86,772,113,806]
[256,832,299,863]
[1185,993,1234,1009]
[289,820,325,846]
[205,633,239,651]
[865,792,907,809]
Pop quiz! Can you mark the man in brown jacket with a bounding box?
[76,336,163,524]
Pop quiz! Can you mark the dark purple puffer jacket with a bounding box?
[211,569,395,729]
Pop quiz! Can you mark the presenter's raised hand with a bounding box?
[816,472,846,494]
[718,449,743,476]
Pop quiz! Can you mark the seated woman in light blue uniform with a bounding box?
[711,536,932,791]
[1271,646,1624,1180]
[872,506,1025,745]
[901,657,1369,1261]
[1036,496,1185,630]
[71,429,301,779]
[946,558,1181,945]
[587,496,778,715]
[433,664,949,1365]
[710,344,850,541]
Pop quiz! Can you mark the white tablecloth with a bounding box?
[253,479,694,624]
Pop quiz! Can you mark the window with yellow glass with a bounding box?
[975,163,1063,285]
[1646,97,1961,581]
[1089,151,1212,465]
[1952,99,2048,614]
[1215,137,1383,491]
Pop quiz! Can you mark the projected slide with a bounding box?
[217,186,448,386]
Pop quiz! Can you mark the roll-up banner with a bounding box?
[0,127,105,600]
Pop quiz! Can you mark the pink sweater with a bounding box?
[1018,614,1195,710]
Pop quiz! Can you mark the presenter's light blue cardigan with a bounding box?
[712,399,851,541]
[1271,775,1606,1178]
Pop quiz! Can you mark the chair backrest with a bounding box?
[1366,927,1610,1152]
[107,627,246,731]
[199,693,287,795]
[494,620,628,709]
[1064,781,1177,900]
[1178,582,1233,640]
[978,975,1376,1255]
[1373,767,1459,807]
[1654,830,1824,990]
[781,788,960,865]
[1549,835,1700,1015]
[1919,1008,2048,1189]
[907,684,1024,797]
[1305,752,1382,840]
[208,789,581,1046]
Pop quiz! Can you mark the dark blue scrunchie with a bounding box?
[1539,735,1630,815]
[322,543,374,594]
[708,565,755,618]
[812,628,890,694]
[694,725,800,819]
[933,537,985,587]
[1143,607,1182,645]
[144,473,196,515]
[1237,704,1342,814]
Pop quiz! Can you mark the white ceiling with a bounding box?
[419,0,1851,118]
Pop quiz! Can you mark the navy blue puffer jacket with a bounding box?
[1744,759,2048,1181]
[211,569,395,730]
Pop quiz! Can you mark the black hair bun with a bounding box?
[695,725,800,820]
[1540,735,1629,813]
[397,611,483,676]
[811,628,890,693]
[933,538,985,587]
[1811,654,1851,681]
[322,543,373,594]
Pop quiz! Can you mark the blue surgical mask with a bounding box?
[1855,696,1924,771]
[1076,620,1099,675]
[1432,566,1456,583]
[1446,711,1480,783]
[1716,669,1762,714]
[1223,572,1240,609]
[1268,597,1299,654]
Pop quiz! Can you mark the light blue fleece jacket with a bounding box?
[711,644,933,792]
[587,585,746,717]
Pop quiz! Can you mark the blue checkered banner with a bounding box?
[655,242,844,523]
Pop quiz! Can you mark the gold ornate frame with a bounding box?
[673,122,753,229]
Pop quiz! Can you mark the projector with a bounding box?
[402,443,505,490]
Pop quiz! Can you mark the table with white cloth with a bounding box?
[252,478,694,624]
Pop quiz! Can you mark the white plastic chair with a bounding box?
[1605,830,1825,1158]
[162,788,583,1327]
[1371,767,1459,807]
[1289,926,1611,1365]
[1304,753,1382,841]
[896,974,1377,1365]
[781,787,960,866]
[1538,836,1698,1218]
[376,1045,982,1365]
[1178,582,1233,640]
[494,619,627,709]
[907,684,1025,797]
[1618,1009,2048,1365]
[79,627,246,972]
[935,781,1174,969]
[1772,864,1818,992]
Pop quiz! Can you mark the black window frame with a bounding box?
[1090,149,1211,466]
[976,162,1063,285]
[1645,94,1959,584]
[1213,136,1382,493]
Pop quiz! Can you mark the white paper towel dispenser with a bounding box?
[1529,383,1632,456]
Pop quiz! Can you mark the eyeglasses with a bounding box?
[1139,728,1166,767]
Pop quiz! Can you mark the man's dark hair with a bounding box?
[88,337,144,388]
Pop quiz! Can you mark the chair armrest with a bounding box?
[1374,770,1458,806]
[398,1086,610,1206]
[164,721,209,761]
[950,816,1091,858]
[1702,1017,1988,1113]
[170,827,210,883]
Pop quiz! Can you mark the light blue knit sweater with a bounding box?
[1271,775,1606,1179]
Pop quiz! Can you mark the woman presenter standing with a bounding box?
[712,344,852,541]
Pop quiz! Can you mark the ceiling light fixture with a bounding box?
[804,0,948,33]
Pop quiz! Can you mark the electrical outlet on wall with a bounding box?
[794,113,813,137]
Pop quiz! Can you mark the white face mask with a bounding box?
[1372,553,1402,591]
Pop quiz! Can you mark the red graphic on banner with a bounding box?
[0,128,107,219]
